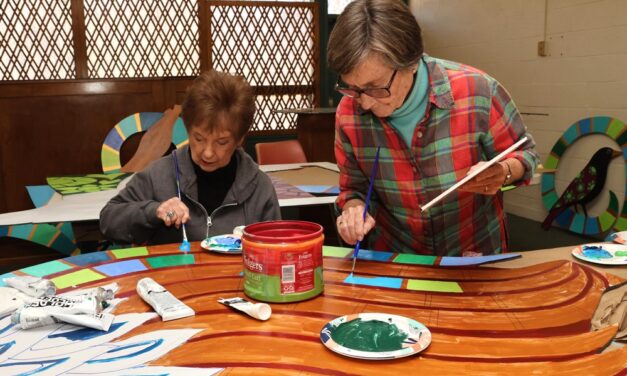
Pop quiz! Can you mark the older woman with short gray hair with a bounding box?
[329,0,539,256]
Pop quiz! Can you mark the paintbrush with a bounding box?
[350,146,381,276]
[171,150,191,252]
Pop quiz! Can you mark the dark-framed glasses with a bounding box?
[334,69,398,99]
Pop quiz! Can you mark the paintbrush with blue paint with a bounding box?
[171,150,191,252]
[350,146,381,276]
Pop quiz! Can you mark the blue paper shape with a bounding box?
[356,249,394,262]
[64,251,111,266]
[439,253,521,266]
[295,185,340,194]
[344,275,402,289]
[26,185,56,208]
[94,259,147,276]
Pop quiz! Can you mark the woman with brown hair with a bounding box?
[100,70,280,245]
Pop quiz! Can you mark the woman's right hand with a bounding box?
[156,197,190,229]
[336,200,376,245]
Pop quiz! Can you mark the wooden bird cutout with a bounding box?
[542,147,621,230]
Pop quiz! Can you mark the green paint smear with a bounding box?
[615,251,627,257]
[331,318,408,352]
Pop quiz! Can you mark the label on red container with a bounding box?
[280,250,314,294]
[244,244,319,296]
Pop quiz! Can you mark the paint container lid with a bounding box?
[243,220,323,243]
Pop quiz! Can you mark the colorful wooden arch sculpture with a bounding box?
[541,116,627,234]
[101,112,188,174]
[0,186,80,256]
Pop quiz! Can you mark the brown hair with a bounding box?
[181,70,255,140]
[327,0,423,74]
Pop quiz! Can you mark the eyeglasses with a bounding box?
[334,69,398,99]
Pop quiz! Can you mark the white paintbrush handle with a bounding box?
[421,137,528,212]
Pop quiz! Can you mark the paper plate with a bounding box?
[605,231,627,245]
[571,243,627,265]
[320,313,431,360]
[200,234,242,254]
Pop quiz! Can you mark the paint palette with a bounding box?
[200,234,242,254]
[320,313,431,360]
[571,243,627,265]
[605,231,627,245]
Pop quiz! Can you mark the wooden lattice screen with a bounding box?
[208,1,320,132]
[0,0,319,132]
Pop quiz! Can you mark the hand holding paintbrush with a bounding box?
[336,147,381,276]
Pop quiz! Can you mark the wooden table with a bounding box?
[1,243,625,375]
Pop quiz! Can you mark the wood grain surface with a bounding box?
[17,243,627,375]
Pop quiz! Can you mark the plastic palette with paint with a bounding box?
[605,231,627,245]
[201,234,242,254]
[571,243,627,265]
[320,313,431,360]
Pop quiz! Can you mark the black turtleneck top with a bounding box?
[190,150,237,216]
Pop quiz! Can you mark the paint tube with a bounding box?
[218,297,271,321]
[137,278,194,321]
[0,287,34,318]
[4,276,56,298]
[18,294,102,316]
[61,282,119,301]
[52,312,115,331]
[11,308,114,331]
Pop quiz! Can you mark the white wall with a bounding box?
[410,0,627,223]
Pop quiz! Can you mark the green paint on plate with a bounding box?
[615,251,627,257]
[331,318,408,352]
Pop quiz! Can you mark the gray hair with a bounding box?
[327,0,423,74]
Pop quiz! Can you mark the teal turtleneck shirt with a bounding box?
[387,58,429,148]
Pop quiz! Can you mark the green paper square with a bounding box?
[21,260,72,277]
[407,279,463,293]
[52,269,106,289]
[393,254,436,265]
[111,247,149,259]
[323,246,353,258]
[146,254,195,269]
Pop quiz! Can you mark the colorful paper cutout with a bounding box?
[111,247,149,259]
[51,269,106,289]
[47,173,131,196]
[94,260,147,277]
[439,253,521,266]
[21,260,72,278]
[393,254,437,265]
[323,246,353,258]
[406,279,463,293]
[344,275,402,289]
[145,254,195,269]
[65,252,112,266]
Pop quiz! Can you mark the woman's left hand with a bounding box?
[459,161,507,195]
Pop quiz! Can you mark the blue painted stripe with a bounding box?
[64,251,111,266]
[103,129,125,150]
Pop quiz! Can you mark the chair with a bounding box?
[255,140,307,165]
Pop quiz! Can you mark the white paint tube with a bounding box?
[0,286,33,318]
[11,308,114,331]
[4,276,56,298]
[52,312,115,331]
[136,278,194,321]
[20,295,102,315]
[218,297,271,321]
